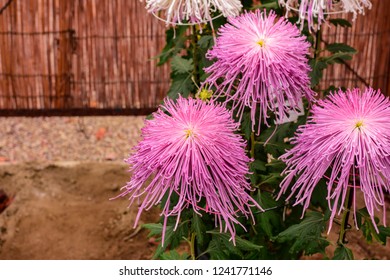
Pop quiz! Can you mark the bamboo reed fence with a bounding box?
[320,0,390,95]
[0,0,389,115]
[0,0,170,115]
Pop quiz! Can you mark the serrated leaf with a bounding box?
[276,211,329,255]
[143,223,175,258]
[333,244,354,260]
[255,192,284,237]
[378,226,390,236]
[329,18,352,28]
[157,26,189,66]
[326,43,357,54]
[251,160,267,172]
[198,35,214,49]
[357,208,390,245]
[310,178,328,210]
[258,173,283,187]
[378,226,390,245]
[143,221,189,259]
[265,159,286,171]
[168,73,194,99]
[240,112,252,140]
[192,213,206,246]
[143,223,164,237]
[309,59,327,87]
[206,239,228,260]
[171,56,193,74]
[324,52,353,64]
[258,122,298,157]
[207,231,263,251]
[277,212,324,240]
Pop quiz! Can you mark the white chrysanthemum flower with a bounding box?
[143,0,242,25]
[279,0,372,30]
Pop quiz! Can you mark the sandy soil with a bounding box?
[0,161,158,260]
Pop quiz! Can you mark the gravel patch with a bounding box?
[0,116,145,162]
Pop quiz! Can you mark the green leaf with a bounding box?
[357,208,384,245]
[309,59,327,87]
[205,239,228,260]
[251,160,267,172]
[378,226,390,245]
[157,26,189,66]
[326,43,357,54]
[171,56,193,74]
[255,192,284,237]
[258,121,301,158]
[258,173,283,188]
[324,52,353,64]
[329,18,352,28]
[240,112,252,141]
[310,178,328,211]
[143,223,164,237]
[192,213,206,246]
[198,35,214,49]
[276,211,329,255]
[143,221,189,259]
[167,73,194,99]
[143,223,174,258]
[207,231,263,252]
[265,159,286,171]
[333,244,354,260]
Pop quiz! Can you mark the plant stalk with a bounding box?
[314,28,322,60]
[190,232,196,260]
[338,186,353,245]
[250,131,255,159]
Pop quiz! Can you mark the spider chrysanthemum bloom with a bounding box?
[116,96,261,244]
[278,88,390,232]
[279,0,372,31]
[204,10,315,134]
[143,0,242,25]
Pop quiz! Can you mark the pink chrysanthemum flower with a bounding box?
[143,0,242,25]
[278,88,390,232]
[204,10,315,134]
[279,0,372,31]
[116,96,261,244]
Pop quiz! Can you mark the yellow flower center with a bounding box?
[355,120,364,130]
[184,129,194,139]
[197,89,213,101]
[257,39,265,48]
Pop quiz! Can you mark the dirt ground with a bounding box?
[0,161,159,260]
[0,161,389,260]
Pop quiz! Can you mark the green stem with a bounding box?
[250,132,255,159]
[314,28,322,60]
[190,232,196,260]
[338,187,353,245]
